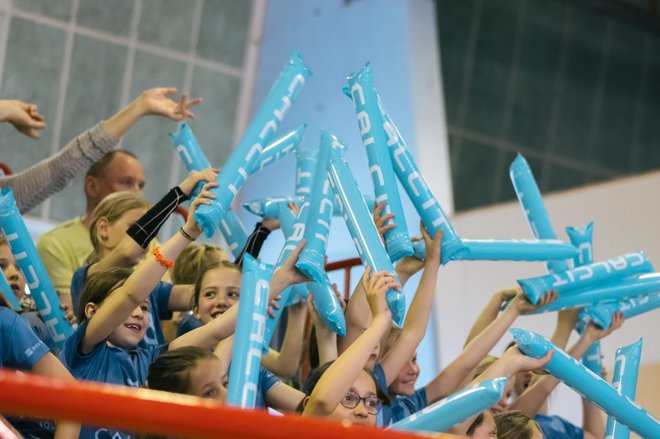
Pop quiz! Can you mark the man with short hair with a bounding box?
[36,150,146,305]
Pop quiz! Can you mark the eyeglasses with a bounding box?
[340,391,382,415]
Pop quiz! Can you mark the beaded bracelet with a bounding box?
[151,246,175,269]
[179,227,196,242]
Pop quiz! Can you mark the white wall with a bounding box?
[433,169,660,425]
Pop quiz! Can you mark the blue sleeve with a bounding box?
[372,362,389,395]
[152,281,173,321]
[259,366,281,394]
[70,265,89,311]
[59,319,103,374]
[535,415,584,439]
[176,314,203,337]
[0,308,49,369]
[20,312,59,356]
[413,387,427,411]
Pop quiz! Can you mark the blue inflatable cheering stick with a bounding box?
[606,338,643,439]
[0,188,74,348]
[510,328,660,438]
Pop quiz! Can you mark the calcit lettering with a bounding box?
[357,111,371,136]
[176,145,193,165]
[350,83,365,105]
[370,165,385,186]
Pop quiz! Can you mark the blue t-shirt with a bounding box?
[71,265,173,347]
[373,362,428,426]
[1,307,55,438]
[176,313,203,337]
[0,307,49,369]
[60,319,168,439]
[535,414,583,439]
[20,312,59,356]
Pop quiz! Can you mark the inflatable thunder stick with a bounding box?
[377,98,466,264]
[347,65,412,262]
[327,132,405,327]
[169,123,248,256]
[457,238,578,261]
[243,197,304,219]
[0,269,21,311]
[279,196,345,335]
[509,154,569,273]
[566,222,602,376]
[510,328,660,438]
[249,124,307,175]
[390,377,507,433]
[296,134,334,284]
[530,274,660,314]
[226,254,272,408]
[518,251,654,305]
[583,290,660,330]
[295,147,316,198]
[0,188,73,348]
[606,339,643,439]
[194,52,312,237]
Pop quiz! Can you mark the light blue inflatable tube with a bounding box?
[378,98,466,264]
[510,328,660,438]
[250,124,307,175]
[456,238,578,261]
[566,222,601,375]
[278,202,345,335]
[389,377,507,433]
[327,133,405,327]
[606,338,642,439]
[529,274,660,314]
[195,52,312,237]
[295,147,316,198]
[0,269,21,311]
[347,65,412,262]
[583,290,660,329]
[297,133,333,284]
[219,210,249,259]
[0,188,73,348]
[518,251,654,304]
[261,202,309,352]
[168,123,248,256]
[509,154,569,273]
[226,254,272,408]
[243,196,304,219]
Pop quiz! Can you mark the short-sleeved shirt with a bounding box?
[60,319,168,439]
[1,307,54,438]
[36,217,91,293]
[176,314,203,337]
[71,265,173,347]
[19,312,59,355]
[0,307,49,369]
[535,414,584,439]
[373,362,428,426]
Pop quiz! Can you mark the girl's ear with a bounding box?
[96,217,110,242]
[84,302,98,320]
[193,306,201,320]
[302,396,310,409]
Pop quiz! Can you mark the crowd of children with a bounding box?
[0,89,627,439]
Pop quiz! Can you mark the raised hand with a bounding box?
[373,201,395,245]
[136,87,202,121]
[183,181,218,239]
[361,267,398,321]
[178,168,219,197]
[0,99,46,139]
[511,288,558,315]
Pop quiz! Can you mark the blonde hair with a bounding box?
[87,191,149,264]
[171,244,228,285]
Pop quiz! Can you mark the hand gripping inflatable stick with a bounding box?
[510,328,660,438]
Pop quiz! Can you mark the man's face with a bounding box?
[89,153,145,208]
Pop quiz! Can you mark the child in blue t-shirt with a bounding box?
[0,304,80,438]
[59,187,308,437]
[69,168,218,347]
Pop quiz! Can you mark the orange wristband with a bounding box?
[151,246,174,270]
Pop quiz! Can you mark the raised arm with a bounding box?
[510,313,624,421]
[262,300,308,378]
[303,270,396,417]
[424,289,557,403]
[308,284,346,366]
[464,287,519,346]
[82,186,213,354]
[378,226,442,387]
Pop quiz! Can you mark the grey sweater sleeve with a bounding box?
[0,123,118,214]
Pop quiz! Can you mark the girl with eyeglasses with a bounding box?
[300,269,400,426]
